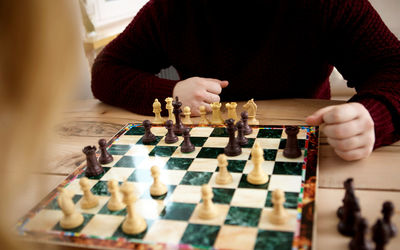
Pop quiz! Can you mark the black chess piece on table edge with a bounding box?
[83,145,104,177]
[165,120,178,144]
[236,120,248,146]
[224,118,242,156]
[240,111,252,135]
[181,128,195,153]
[142,119,156,144]
[349,217,373,250]
[283,125,301,158]
[98,138,113,164]
[337,178,355,219]
[372,219,390,250]
[172,96,185,135]
[382,201,397,238]
[338,190,361,236]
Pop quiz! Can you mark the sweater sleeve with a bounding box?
[323,0,400,148]
[91,0,178,115]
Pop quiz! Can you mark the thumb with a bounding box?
[220,80,229,88]
[305,106,335,125]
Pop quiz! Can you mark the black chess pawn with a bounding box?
[337,178,355,219]
[240,111,252,135]
[382,201,397,238]
[142,120,156,144]
[181,128,195,153]
[349,217,373,250]
[283,126,301,158]
[165,120,178,144]
[98,139,113,164]
[224,119,242,156]
[172,96,185,135]
[236,120,248,146]
[83,146,104,177]
[338,191,361,236]
[372,219,390,250]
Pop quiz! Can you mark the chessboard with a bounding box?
[17,123,319,250]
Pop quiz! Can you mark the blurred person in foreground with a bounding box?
[92,0,400,161]
[0,0,81,249]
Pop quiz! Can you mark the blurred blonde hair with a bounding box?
[0,0,81,249]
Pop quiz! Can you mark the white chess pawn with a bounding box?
[210,102,224,125]
[107,179,125,211]
[79,177,99,209]
[225,102,238,121]
[165,97,175,122]
[199,105,210,125]
[152,98,165,125]
[150,165,168,196]
[198,184,218,220]
[120,181,147,235]
[247,142,269,185]
[182,106,193,125]
[268,189,289,225]
[215,154,233,185]
[58,188,84,229]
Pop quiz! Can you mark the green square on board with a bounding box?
[180,171,212,185]
[216,160,246,173]
[114,156,146,168]
[181,137,208,147]
[125,126,145,135]
[197,147,225,159]
[210,127,229,137]
[77,167,110,180]
[241,138,256,148]
[211,188,235,204]
[181,224,220,248]
[265,191,299,209]
[136,136,163,145]
[107,144,132,155]
[52,213,94,233]
[98,201,127,216]
[257,129,283,138]
[149,146,177,157]
[45,195,82,210]
[238,174,269,190]
[165,158,193,170]
[224,206,262,227]
[255,230,293,250]
[159,202,196,221]
[90,181,111,196]
[272,162,303,175]
[112,219,154,240]
[279,139,306,149]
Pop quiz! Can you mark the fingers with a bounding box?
[334,145,373,161]
[323,118,369,139]
[204,79,229,94]
[322,103,361,124]
[327,132,372,151]
[305,106,335,125]
[203,92,220,104]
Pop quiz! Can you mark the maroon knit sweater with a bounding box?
[92,0,400,148]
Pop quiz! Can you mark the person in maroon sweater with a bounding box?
[91,0,400,161]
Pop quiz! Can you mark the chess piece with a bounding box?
[240,111,252,135]
[215,154,233,185]
[349,217,373,250]
[224,119,242,156]
[172,96,185,135]
[225,102,238,121]
[283,126,301,158]
[150,166,168,196]
[182,106,193,125]
[210,102,224,125]
[198,184,218,219]
[382,201,397,238]
[142,120,156,144]
[165,97,175,122]
[120,181,147,235]
[372,219,390,250]
[107,179,125,211]
[181,128,195,153]
[247,142,269,185]
[243,99,259,125]
[164,120,178,144]
[152,98,165,125]
[338,190,361,236]
[79,177,99,209]
[83,145,104,177]
[268,189,289,225]
[98,139,113,164]
[337,178,355,219]
[199,105,210,125]
[58,188,84,229]
[236,120,248,146]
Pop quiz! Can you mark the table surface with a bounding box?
[22,98,400,249]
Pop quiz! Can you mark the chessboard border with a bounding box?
[16,123,319,250]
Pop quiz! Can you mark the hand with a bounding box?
[172,77,229,116]
[305,103,375,161]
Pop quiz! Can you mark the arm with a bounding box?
[91,0,177,115]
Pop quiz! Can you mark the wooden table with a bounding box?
[23,98,400,249]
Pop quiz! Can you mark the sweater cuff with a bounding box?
[350,97,397,149]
